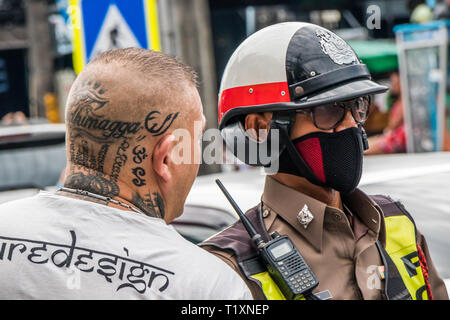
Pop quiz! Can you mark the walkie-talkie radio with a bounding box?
[215,179,319,300]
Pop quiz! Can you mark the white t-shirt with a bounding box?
[0,191,252,300]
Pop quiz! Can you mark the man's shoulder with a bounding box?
[0,192,49,216]
[171,238,253,299]
[0,192,42,206]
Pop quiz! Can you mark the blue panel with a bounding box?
[81,0,148,61]
[115,0,148,48]
[394,20,450,34]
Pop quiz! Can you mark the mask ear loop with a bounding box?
[271,111,325,186]
[358,123,369,150]
[358,96,371,151]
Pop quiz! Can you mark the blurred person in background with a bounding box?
[365,71,406,155]
[0,111,28,126]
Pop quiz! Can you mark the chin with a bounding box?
[166,205,185,224]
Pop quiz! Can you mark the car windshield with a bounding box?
[0,122,66,199]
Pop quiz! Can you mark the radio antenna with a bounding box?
[215,179,265,247]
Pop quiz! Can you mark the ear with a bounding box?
[152,134,176,183]
[245,112,272,142]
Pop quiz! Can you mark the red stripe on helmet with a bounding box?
[219,82,291,123]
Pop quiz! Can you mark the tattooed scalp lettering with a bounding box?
[132,145,148,164]
[70,105,142,140]
[131,167,146,187]
[144,111,179,136]
[110,139,130,183]
[64,67,183,221]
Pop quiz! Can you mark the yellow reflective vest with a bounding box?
[202,195,428,300]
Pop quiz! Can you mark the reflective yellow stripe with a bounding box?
[250,272,286,300]
[250,272,306,300]
[385,215,428,300]
[250,214,426,300]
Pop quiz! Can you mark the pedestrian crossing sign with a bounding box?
[70,0,161,74]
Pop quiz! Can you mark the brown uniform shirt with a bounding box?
[202,176,449,300]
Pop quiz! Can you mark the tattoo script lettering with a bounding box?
[111,139,130,183]
[0,231,173,295]
[70,106,142,140]
[131,168,146,187]
[132,146,148,164]
[144,111,179,136]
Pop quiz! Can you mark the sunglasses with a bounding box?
[296,96,371,130]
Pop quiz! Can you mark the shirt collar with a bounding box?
[342,189,385,247]
[262,176,326,252]
[261,176,384,252]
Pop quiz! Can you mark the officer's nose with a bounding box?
[335,109,357,132]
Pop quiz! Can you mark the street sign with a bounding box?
[70,0,161,74]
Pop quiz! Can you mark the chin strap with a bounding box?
[270,111,295,155]
[358,123,369,151]
[270,112,324,186]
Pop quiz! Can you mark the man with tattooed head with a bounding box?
[0,48,252,300]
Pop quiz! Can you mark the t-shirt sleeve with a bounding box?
[200,245,263,300]
[205,252,254,300]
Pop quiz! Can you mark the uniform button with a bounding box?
[263,209,270,218]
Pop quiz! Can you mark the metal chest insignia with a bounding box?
[297,204,314,229]
[316,29,357,65]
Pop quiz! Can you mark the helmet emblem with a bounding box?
[316,29,357,65]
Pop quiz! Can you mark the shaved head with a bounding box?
[64,48,204,221]
[66,47,199,169]
[66,48,198,141]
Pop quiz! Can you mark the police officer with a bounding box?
[201,22,449,300]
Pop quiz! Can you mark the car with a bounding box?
[175,152,450,297]
[0,122,66,197]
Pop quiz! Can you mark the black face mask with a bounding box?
[277,127,364,194]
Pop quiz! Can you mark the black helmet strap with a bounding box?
[288,64,371,101]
